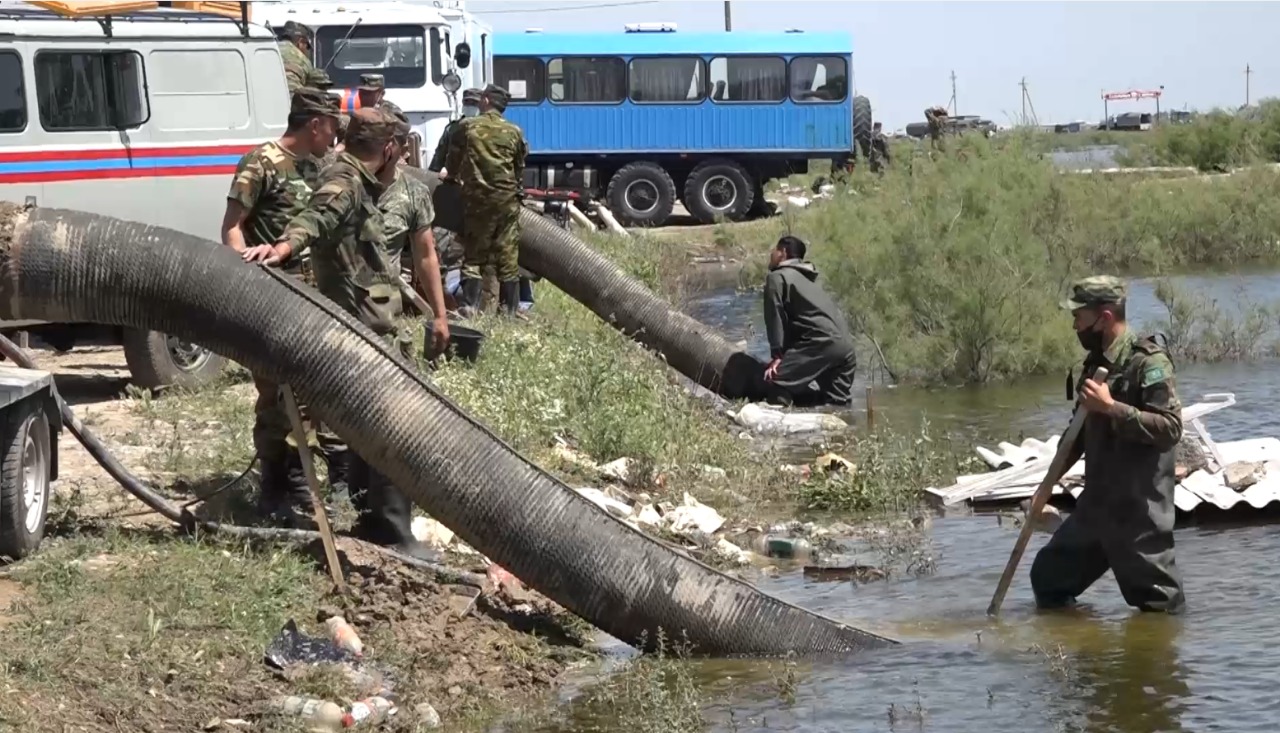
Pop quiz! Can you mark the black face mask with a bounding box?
[1076,319,1105,352]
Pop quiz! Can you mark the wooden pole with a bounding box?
[865,385,874,431]
[986,366,1107,616]
[280,384,346,592]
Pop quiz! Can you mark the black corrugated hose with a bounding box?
[0,203,895,656]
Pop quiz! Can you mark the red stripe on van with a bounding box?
[0,164,239,185]
[0,145,258,163]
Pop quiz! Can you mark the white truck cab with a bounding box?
[254,0,493,168]
[0,1,287,388]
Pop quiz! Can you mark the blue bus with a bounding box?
[493,26,870,227]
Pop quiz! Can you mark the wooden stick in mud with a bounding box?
[280,384,346,593]
[398,275,433,318]
[987,366,1107,617]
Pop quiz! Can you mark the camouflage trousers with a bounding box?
[460,197,521,283]
[252,375,347,468]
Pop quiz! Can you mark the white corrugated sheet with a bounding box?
[924,393,1280,514]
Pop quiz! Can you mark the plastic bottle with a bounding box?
[751,535,813,560]
[342,696,394,727]
[273,696,345,731]
[325,615,365,657]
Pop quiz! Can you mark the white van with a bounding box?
[255,0,492,168]
[0,1,289,388]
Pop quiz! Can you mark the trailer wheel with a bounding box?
[606,162,676,228]
[853,95,874,160]
[0,399,50,561]
[122,329,226,390]
[684,159,756,224]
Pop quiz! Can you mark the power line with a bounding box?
[474,0,658,14]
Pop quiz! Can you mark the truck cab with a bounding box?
[255,1,493,168]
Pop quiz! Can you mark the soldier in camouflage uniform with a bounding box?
[220,87,341,527]
[1030,276,1186,614]
[924,105,948,151]
[380,108,450,354]
[869,121,890,174]
[445,84,529,318]
[242,108,432,561]
[278,21,317,95]
[427,87,483,174]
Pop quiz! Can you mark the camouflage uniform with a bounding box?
[924,106,948,151]
[279,109,424,554]
[427,87,484,173]
[446,84,529,316]
[869,126,890,174]
[229,87,344,522]
[381,168,436,304]
[1030,276,1186,614]
[278,22,316,95]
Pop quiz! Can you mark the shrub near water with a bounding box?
[781,135,1280,384]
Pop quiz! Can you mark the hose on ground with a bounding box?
[0,332,484,588]
[0,203,895,655]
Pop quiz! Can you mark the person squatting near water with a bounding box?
[220,87,348,527]
[240,106,436,561]
[1030,276,1186,614]
[444,83,530,318]
[751,236,857,407]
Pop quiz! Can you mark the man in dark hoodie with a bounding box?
[758,236,858,407]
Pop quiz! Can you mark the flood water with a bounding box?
[635,270,1280,732]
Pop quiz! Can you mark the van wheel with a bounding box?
[853,95,874,160]
[606,162,676,228]
[684,159,755,224]
[0,399,51,561]
[122,329,226,390]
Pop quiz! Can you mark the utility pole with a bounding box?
[1246,64,1252,107]
[1019,77,1038,127]
[723,0,732,31]
[949,70,957,116]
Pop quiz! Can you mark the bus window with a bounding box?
[708,56,786,103]
[494,57,545,103]
[629,57,704,103]
[548,57,626,104]
[790,56,847,103]
[35,50,149,131]
[316,24,426,90]
[0,52,25,133]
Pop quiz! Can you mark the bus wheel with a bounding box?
[606,162,676,228]
[122,329,226,391]
[684,159,755,225]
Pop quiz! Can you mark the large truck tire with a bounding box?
[0,398,51,561]
[122,328,226,390]
[606,162,676,228]
[683,159,756,224]
[854,95,873,160]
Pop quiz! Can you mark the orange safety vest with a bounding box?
[339,89,363,114]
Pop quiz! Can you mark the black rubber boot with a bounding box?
[500,280,520,318]
[322,446,351,499]
[349,455,440,562]
[258,451,315,530]
[458,278,483,318]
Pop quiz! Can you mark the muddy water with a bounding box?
[654,271,1280,732]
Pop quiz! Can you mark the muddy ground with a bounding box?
[0,345,596,731]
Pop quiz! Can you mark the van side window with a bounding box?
[148,49,249,133]
[790,56,847,103]
[548,57,626,104]
[35,51,149,131]
[707,56,786,103]
[0,52,25,133]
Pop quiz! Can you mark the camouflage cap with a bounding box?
[386,106,411,142]
[461,87,484,105]
[483,83,510,109]
[280,20,313,42]
[304,67,333,90]
[344,107,398,147]
[291,87,341,118]
[359,73,386,92]
[1061,275,1127,311]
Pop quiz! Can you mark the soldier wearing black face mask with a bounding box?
[1030,276,1186,615]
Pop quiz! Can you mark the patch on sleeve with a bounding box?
[1141,363,1169,388]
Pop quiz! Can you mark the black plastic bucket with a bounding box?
[424,320,485,364]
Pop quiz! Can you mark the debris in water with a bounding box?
[814,452,855,476]
[1225,460,1267,490]
[802,564,887,583]
[729,402,847,435]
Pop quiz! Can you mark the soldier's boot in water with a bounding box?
[499,280,522,319]
[348,455,439,562]
[457,278,483,319]
[257,450,316,530]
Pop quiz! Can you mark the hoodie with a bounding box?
[762,259,856,360]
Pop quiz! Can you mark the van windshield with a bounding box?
[315,24,426,90]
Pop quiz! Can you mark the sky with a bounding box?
[466,0,1277,131]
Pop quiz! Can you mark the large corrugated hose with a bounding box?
[420,173,764,399]
[0,203,895,656]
